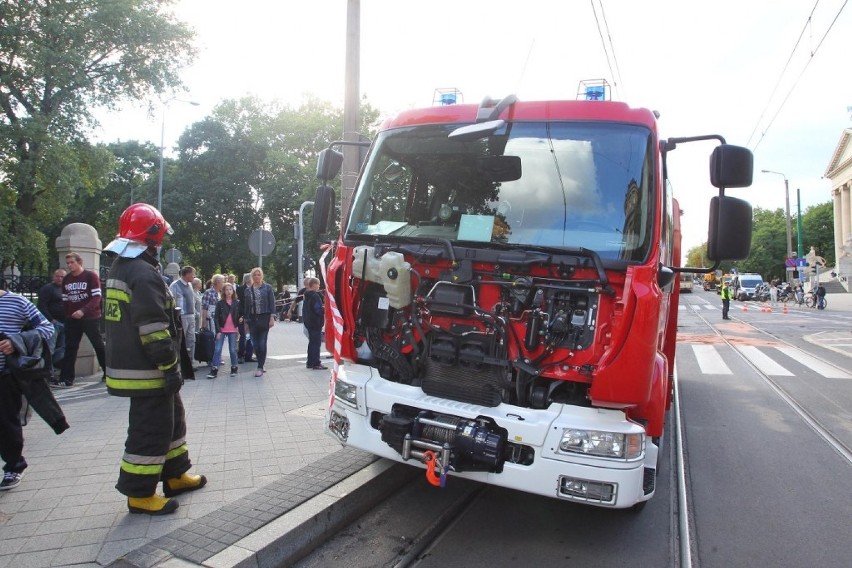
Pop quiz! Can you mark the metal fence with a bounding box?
[0,263,52,299]
[2,255,114,335]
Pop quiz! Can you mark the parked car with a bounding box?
[731,273,764,301]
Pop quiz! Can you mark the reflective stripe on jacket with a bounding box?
[105,253,181,397]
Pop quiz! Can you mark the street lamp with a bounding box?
[761,169,794,281]
[157,98,200,215]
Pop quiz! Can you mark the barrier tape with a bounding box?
[320,247,344,432]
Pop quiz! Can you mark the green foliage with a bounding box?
[800,202,834,265]
[0,0,195,269]
[734,207,788,281]
[681,201,835,280]
[685,243,708,268]
[158,95,380,287]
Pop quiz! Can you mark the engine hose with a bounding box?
[367,329,414,380]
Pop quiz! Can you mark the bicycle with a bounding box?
[804,292,827,310]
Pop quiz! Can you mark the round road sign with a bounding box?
[248,229,276,256]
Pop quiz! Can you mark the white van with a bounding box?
[731,273,763,301]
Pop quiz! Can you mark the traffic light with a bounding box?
[808,263,817,275]
[290,243,299,270]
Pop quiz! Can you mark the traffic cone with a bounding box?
[783,303,788,315]
[742,303,748,312]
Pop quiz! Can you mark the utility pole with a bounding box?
[796,187,804,258]
[341,0,360,217]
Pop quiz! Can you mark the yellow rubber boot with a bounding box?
[127,494,178,515]
[163,472,208,497]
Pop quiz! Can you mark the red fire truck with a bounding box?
[312,94,753,509]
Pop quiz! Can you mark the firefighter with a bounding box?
[103,203,206,515]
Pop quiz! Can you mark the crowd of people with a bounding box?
[0,203,326,516]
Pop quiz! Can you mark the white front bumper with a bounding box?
[326,363,656,509]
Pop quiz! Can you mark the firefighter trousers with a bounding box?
[116,393,192,498]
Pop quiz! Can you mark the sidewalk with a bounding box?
[0,322,393,568]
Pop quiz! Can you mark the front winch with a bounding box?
[379,409,508,473]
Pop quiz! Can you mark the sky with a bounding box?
[94,0,852,255]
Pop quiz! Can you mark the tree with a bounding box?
[685,243,708,268]
[736,207,788,281]
[0,0,195,268]
[160,95,380,286]
[800,202,834,266]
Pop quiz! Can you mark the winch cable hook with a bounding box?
[422,450,448,488]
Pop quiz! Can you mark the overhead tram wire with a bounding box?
[595,0,625,99]
[589,0,622,100]
[748,0,848,151]
[746,0,821,148]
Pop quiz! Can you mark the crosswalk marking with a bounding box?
[684,343,852,379]
[691,344,732,375]
[680,304,718,311]
[733,345,793,376]
[774,346,852,379]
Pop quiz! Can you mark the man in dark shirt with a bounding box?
[57,253,106,387]
[37,268,66,371]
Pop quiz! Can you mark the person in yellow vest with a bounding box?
[720,281,733,320]
[103,204,206,515]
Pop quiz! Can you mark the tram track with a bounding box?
[688,305,852,466]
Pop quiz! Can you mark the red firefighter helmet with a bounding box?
[117,203,173,246]
[104,203,173,258]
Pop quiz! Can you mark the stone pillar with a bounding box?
[165,262,180,283]
[55,223,102,378]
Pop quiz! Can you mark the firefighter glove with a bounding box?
[164,370,183,395]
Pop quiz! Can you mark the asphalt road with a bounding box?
[298,289,852,567]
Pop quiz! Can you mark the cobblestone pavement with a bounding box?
[0,321,355,568]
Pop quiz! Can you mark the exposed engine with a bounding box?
[351,245,600,410]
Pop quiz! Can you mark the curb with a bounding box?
[106,449,418,568]
[208,460,418,568]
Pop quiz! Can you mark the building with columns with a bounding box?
[826,128,852,278]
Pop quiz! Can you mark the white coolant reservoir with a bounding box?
[379,251,412,308]
[351,246,382,284]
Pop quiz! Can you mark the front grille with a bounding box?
[421,360,503,406]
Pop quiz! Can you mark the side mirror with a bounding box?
[316,148,344,181]
[707,195,752,261]
[658,266,675,290]
[710,144,753,188]
[311,184,336,237]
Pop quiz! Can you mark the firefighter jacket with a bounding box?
[104,252,182,397]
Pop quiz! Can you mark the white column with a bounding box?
[834,187,843,264]
[841,184,851,252]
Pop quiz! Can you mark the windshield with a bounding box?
[345,121,655,261]
[740,278,762,288]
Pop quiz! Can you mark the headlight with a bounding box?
[558,429,643,459]
[334,379,358,407]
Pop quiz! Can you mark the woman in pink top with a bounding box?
[207,283,242,379]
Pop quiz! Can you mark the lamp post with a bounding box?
[761,169,794,282]
[157,98,200,214]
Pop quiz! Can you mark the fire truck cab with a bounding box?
[313,95,753,509]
